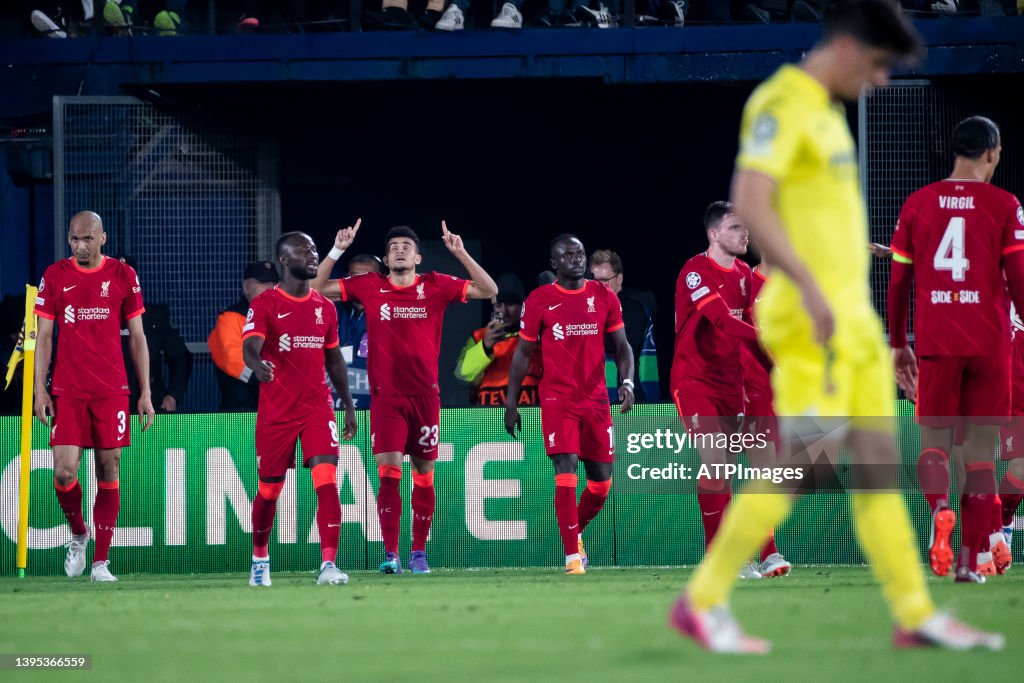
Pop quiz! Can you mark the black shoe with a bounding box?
[418,8,443,29]
[368,6,417,30]
[741,3,770,22]
[790,0,821,21]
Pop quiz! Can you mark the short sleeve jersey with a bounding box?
[243,286,339,421]
[891,180,1024,356]
[336,272,469,396]
[671,252,752,395]
[519,280,624,402]
[736,64,877,353]
[34,256,145,398]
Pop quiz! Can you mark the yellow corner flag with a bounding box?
[16,285,38,578]
[5,321,26,390]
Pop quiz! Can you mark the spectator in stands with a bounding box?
[435,0,621,29]
[101,1,187,35]
[455,273,541,406]
[30,1,82,37]
[208,260,278,411]
[119,257,193,413]
[370,0,447,29]
[331,254,383,409]
[589,249,660,403]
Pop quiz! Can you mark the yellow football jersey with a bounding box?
[736,64,892,418]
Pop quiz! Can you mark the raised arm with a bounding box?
[441,221,498,300]
[312,218,362,300]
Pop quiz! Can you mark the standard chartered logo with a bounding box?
[64,305,75,324]
[552,323,564,340]
[380,303,391,321]
[279,333,292,352]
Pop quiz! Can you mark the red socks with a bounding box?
[697,477,732,549]
[312,464,341,564]
[577,478,611,533]
[959,462,996,572]
[999,470,1024,527]
[760,531,779,562]
[54,478,88,536]
[377,465,403,555]
[411,470,435,553]
[554,473,579,556]
[251,480,284,557]
[918,447,950,512]
[92,480,120,563]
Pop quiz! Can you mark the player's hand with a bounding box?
[138,394,156,432]
[799,282,834,345]
[504,406,522,438]
[160,395,177,412]
[869,243,893,259]
[892,346,918,400]
[34,390,54,424]
[253,360,275,383]
[342,406,358,440]
[334,218,362,252]
[618,384,635,414]
[441,220,466,257]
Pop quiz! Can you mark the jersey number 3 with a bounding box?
[933,216,969,282]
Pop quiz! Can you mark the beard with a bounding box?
[289,264,316,281]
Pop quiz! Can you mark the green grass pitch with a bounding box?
[2,566,1021,681]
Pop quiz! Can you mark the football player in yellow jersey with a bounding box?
[670,0,1004,653]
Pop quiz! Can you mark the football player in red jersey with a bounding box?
[504,234,634,575]
[671,202,789,578]
[242,232,358,587]
[997,307,1024,570]
[314,220,497,574]
[34,211,155,583]
[888,116,1024,583]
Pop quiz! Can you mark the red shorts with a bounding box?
[1000,414,1024,461]
[255,404,339,479]
[540,397,615,462]
[743,389,780,450]
[51,395,130,450]
[672,380,743,435]
[917,355,1011,427]
[369,393,441,461]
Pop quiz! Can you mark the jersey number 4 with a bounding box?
[933,216,970,282]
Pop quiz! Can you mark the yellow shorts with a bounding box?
[763,315,895,427]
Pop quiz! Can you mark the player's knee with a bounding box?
[258,479,285,501]
[53,473,77,489]
[412,470,434,488]
[550,453,578,474]
[554,472,578,488]
[377,464,403,480]
[586,478,612,497]
[311,463,337,490]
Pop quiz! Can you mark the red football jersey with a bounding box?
[519,280,624,402]
[741,265,771,398]
[891,180,1024,356]
[337,272,469,397]
[34,256,144,399]
[243,286,339,422]
[672,252,752,395]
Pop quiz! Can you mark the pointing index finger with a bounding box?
[352,217,362,233]
[441,220,449,236]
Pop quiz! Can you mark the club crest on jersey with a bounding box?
[315,306,324,325]
[246,308,254,323]
[587,296,596,313]
[1007,436,1015,454]
[548,433,556,447]
[417,283,426,300]
[686,272,702,290]
[38,277,45,293]
[100,280,111,297]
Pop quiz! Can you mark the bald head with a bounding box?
[68,210,106,267]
